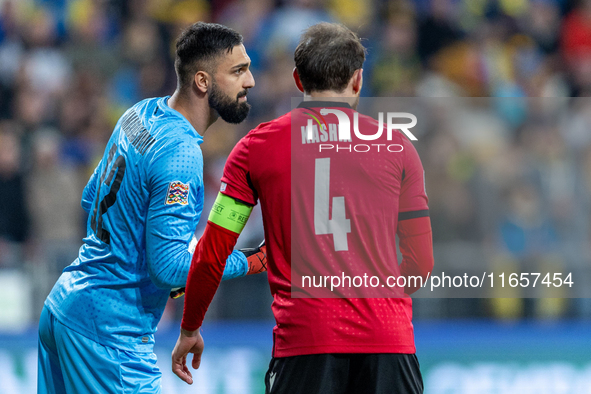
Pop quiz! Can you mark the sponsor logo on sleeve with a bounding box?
[165,181,190,205]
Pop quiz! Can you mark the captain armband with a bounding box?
[208,192,253,234]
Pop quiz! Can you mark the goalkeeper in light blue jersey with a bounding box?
[38,22,259,394]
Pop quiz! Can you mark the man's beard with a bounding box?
[209,81,251,124]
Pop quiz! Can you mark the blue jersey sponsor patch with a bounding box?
[166,181,190,205]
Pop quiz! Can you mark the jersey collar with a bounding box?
[159,96,204,143]
[296,100,353,109]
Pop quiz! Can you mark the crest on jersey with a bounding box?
[165,181,190,205]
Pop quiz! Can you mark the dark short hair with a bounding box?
[175,22,243,91]
[294,23,366,93]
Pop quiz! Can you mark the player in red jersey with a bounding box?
[172,23,434,393]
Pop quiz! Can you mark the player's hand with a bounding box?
[171,328,204,385]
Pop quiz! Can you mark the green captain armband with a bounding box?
[208,192,253,234]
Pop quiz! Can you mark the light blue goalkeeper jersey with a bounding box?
[45,96,247,352]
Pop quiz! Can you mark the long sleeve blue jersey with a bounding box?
[45,97,247,352]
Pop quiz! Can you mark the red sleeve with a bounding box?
[221,136,258,205]
[181,136,258,331]
[397,217,434,295]
[397,137,432,295]
[398,137,428,217]
[181,221,239,331]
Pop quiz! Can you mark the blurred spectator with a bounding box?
[27,128,84,266]
[417,0,462,65]
[525,0,561,54]
[499,182,557,258]
[561,0,591,94]
[22,8,72,95]
[26,128,85,316]
[0,126,30,266]
[372,11,422,96]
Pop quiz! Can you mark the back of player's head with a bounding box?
[294,23,366,94]
[175,22,243,92]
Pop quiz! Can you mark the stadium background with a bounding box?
[1,0,591,392]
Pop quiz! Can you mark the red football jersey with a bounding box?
[221,101,429,357]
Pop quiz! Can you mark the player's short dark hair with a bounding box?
[175,22,243,91]
[294,23,366,94]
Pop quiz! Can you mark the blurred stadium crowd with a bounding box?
[1,0,591,326]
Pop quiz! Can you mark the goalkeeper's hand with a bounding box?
[240,239,267,275]
[170,240,267,299]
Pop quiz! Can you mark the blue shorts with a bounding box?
[38,306,162,394]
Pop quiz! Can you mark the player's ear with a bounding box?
[352,69,363,95]
[293,68,305,93]
[193,71,210,95]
